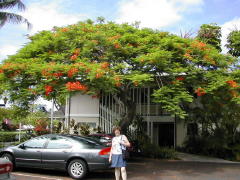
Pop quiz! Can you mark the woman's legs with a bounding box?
[115,168,121,180]
[121,167,127,180]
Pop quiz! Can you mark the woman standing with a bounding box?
[109,126,130,180]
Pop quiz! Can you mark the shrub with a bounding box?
[79,123,90,136]
[142,142,176,159]
[34,126,49,136]
[0,131,21,142]
[182,135,238,160]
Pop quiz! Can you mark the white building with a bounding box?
[65,87,188,148]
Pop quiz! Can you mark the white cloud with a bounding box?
[221,17,240,54]
[0,45,19,61]
[116,0,203,29]
[20,1,87,34]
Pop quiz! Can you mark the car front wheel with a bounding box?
[1,153,15,169]
[68,159,87,179]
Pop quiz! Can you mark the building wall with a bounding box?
[176,118,187,147]
[68,93,188,147]
[68,94,99,127]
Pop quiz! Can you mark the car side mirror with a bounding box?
[19,144,25,149]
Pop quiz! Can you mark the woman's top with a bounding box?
[111,135,128,155]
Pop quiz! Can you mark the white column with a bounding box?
[147,87,150,137]
[64,95,69,128]
[50,98,54,133]
[19,122,21,142]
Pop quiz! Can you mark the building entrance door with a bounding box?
[158,123,174,148]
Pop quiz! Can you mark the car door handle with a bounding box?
[63,150,69,153]
[37,150,41,152]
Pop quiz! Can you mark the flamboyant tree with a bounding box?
[0,20,239,130]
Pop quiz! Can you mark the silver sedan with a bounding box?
[0,134,111,179]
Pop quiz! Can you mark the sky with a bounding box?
[0,0,240,107]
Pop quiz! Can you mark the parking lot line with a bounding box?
[12,173,63,180]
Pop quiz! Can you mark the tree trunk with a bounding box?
[113,86,136,133]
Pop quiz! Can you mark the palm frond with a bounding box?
[0,12,31,29]
[0,0,25,11]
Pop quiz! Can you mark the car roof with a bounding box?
[41,134,105,142]
[41,134,85,138]
[88,134,104,136]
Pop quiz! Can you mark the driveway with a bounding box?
[12,157,240,180]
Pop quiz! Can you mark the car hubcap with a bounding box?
[71,162,83,177]
[3,156,9,161]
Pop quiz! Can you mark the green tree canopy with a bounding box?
[0,20,239,129]
[226,30,240,57]
[197,23,222,51]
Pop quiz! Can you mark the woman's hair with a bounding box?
[112,126,121,133]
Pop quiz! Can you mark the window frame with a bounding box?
[21,136,48,149]
[45,136,73,149]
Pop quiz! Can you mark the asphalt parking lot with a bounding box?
[11,158,240,180]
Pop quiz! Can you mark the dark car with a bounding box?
[0,158,14,180]
[0,134,111,179]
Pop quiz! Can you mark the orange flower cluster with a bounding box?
[107,35,121,41]
[70,48,80,61]
[96,72,103,78]
[68,68,78,78]
[0,63,13,73]
[42,70,63,78]
[42,68,54,77]
[8,70,21,78]
[45,85,53,96]
[176,76,185,81]
[191,41,207,51]
[114,43,121,49]
[226,80,239,88]
[195,88,206,96]
[0,69,3,73]
[91,40,99,44]
[184,53,193,60]
[70,54,78,60]
[114,76,122,87]
[133,81,139,86]
[115,82,122,87]
[82,27,94,32]
[61,28,69,32]
[52,72,63,78]
[66,81,88,91]
[101,62,110,69]
[230,90,238,98]
[204,55,216,65]
[85,68,91,73]
[92,94,100,98]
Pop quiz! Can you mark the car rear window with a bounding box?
[71,136,105,148]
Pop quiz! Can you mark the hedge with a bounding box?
[0,131,23,142]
